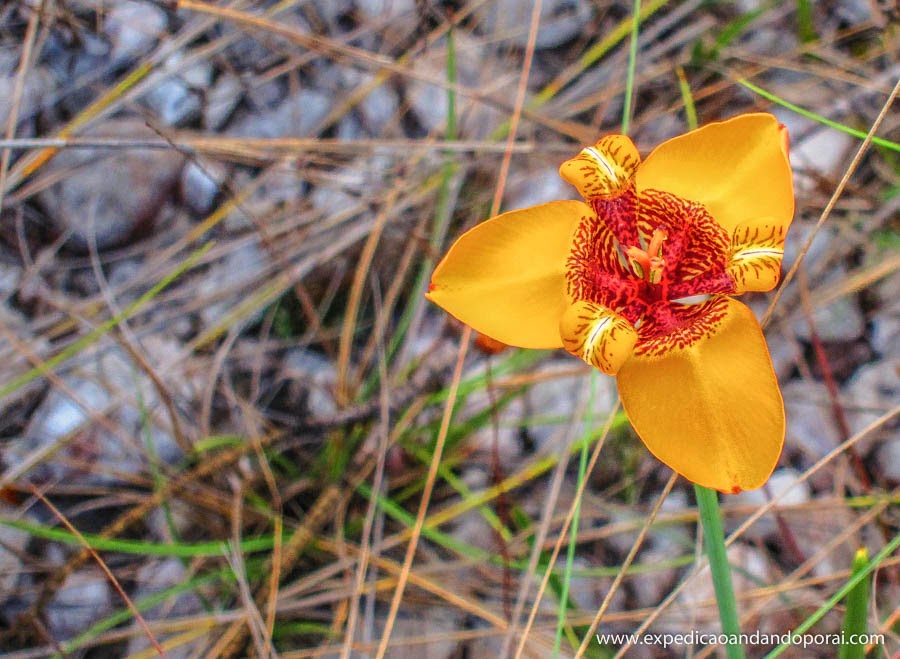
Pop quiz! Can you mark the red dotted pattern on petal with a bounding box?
[637,189,731,287]
[635,296,731,357]
[566,201,638,310]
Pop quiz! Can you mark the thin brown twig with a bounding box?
[761,77,900,330]
[373,325,471,658]
[29,486,168,658]
[575,472,679,657]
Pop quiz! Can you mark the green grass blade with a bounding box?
[838,548,870,659]
[0,242,213,399]
[737,79,900,152]
[766,534,900,658]
[621,0,642,135]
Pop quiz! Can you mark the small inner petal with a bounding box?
[728,220,788,293]
[559,135,641,201]
[559,300,638,375]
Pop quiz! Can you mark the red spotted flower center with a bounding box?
[556,135,786,375]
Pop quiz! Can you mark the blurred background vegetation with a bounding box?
[0,1,896,656]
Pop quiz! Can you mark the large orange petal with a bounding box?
[636,113,793,235]
[616,297,784,493]
[427,201,589,349]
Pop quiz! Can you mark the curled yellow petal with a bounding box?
[559,134,641,200]
[559,300,637,375]
[427,201,589,349]
[636,113,794,235]
[617,297,784,493]
[728,217,788,293]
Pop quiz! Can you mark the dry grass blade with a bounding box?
[373,325,471,658]
[1,2,896,656]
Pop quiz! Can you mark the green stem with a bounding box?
[694,484,745,659]
[620,0,642,135]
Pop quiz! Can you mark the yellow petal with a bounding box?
[559,300,638,375]
[636,113,794,235]
[427,201,589,349]
[616,297,784,493]
[559,135,641,200]
[728,216,789,293]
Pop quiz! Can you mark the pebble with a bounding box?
[198,239,270,330]
[142,52,212,126]
[781,222,836,278]
[180,160,227,217]
[474,0,594,49]
[776,110,856,187]
[46,570,112,641]
[230,88,332,139]
[407,33,507,138]
[35,119,184,252]
[7,340,189,486]
[503,165,579,211]
[279,348,339,419]
[842,359,898,444]
[875,438,900,483]
[127,559,207,658]
[523,359,617,453]
[0,54,53,136]
[668,544,769,634]
[731,467,811,542]
[782,380,843,462]
[0,505,29,593]
[790,266,866,343]
[105,1,169,65]
[205,73,243,129]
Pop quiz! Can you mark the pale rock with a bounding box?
[666,544,769,634]
[0,55,53,135]
[474,0,594,49]
[781,222,836,278]
[523,359,616,452]
[356,0,419,42]
[407,33,509,138]
[790,266,865,343]
[105,1,168,64]
[782,380,843,461]
[503,165,578,211]
[356,0,416,19]
[180,160,227,217]
[842,359,898,445]
[205,73,243,129]
[631,545,680,609]
[198,239,270,330]
[0,505,29,593]
[731,468,811,541]
[231,88,332,139]
[226,164,308,231]
[776,110,856,189]
[373,607,463,659]
[359,79,400,135]
[875,438,900,483]
[7,339,190,485]
[35,119,184,251]
[142,52,212,126]
[46,570,112,641]
[127,559,208,658]
[279,349,338,419]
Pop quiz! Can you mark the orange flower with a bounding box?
[427,114,794,493]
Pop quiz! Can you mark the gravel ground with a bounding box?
[0,1,897,656]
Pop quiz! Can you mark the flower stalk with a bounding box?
[694,484,745,659]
